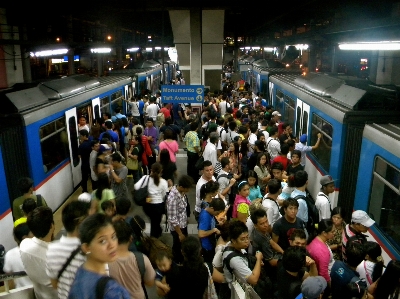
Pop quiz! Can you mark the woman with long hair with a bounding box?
[254,152,271,193]
[356,241,384,287]
[326,206,346,261]
[134,162,168,238]
[159,149,178,187]
[227,141,240,176]
[247,170,263,201]
[91,172,116,214]
[68,213,130,299]
[371,259,400,299]
[178,236,223,299]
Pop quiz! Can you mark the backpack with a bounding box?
[294,194,319,235]
[222,246,273,299]
[156,112,165,127]
[217,173,236,204]
[101,131,112,143]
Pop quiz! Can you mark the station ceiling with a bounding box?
[4,0,400,45]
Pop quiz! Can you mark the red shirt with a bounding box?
[272,155,291,171]
[160,107,171,119]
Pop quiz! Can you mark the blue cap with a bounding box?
[300,134,307,143]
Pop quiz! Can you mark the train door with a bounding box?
[268,82,274,106]
[296,99,310,139]
[91,97,101,121]
[65,108,82,187]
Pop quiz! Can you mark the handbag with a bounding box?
[127,157,138,170]
[195,155,205,170]
[134,175,149,206]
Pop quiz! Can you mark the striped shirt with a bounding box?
[46,236,86,299]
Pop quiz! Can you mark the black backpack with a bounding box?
[294,194,319,235]
[223,246,273,299]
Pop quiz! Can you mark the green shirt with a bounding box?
[91,189,115,213]
[12,194,48,220]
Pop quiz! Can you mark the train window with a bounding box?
[101,96,110,114]
[111,90,123,115]
[369,157,400,252]
[276,90,284,100]
[284,95,296,133]
[40,117,70,173]
[310,114,332,172]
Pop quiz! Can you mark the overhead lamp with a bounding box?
[127,47,140,52]
[30,49,68,57]
[338,41,400,50]
[91,48,111,54]
[146,47,153,52]
[264,47,274,52]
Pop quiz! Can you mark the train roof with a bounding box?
[1,75,132,123]
[272,72,399,111]
[252,59,287,68]
[108,66,162,77]
[363,123,400,159]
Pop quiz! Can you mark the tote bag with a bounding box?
[134,175,149,206]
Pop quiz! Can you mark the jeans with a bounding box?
[143,202,165,238]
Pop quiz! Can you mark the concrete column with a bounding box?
[68,49,75,75]
[369,50,400,85]
[169,9,224,91]
[97,54,103,76]
[331,45,337,73]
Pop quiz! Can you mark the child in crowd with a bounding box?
[154,249,180,298]
[247,170,263,201]
[101,200,116,218]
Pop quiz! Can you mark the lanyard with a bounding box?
[363,261,373,285]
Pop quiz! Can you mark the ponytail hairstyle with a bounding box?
[199,180,220,200]
[364,241,384,282]
[287,174,296,187]
[181,236,207,279]
[150,162,162,186]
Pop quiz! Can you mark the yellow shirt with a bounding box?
[14,217,27,227]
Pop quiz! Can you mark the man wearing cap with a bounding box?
[342,210,375,262]
[271,111,282,126]
[315,175,335,220]
[78,129,92,193]
[295,276,327,299]
[295,133,322,167]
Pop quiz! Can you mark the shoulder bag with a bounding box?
[134,175,150,206]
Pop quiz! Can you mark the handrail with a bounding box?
[0,271,28,293]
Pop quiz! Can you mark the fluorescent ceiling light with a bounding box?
[91,48,111,53]
[264,47,274,52]
[339,41,400,50]
[146,47,153,52]
[31,49,68,57]
[127,47,140,52]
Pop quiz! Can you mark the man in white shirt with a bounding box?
[20,206,57,299]
[266,126,281,160]
[262,179,282,228]
[145,96,160,127]
[295,133,322,167]
[315,175,335,220]
[3,223,33,289]
[248,124,258,153]
[46,201,89,299]
[218,95,231,116]
[195,160,216,219]
[203,132,218,168]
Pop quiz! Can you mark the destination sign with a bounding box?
[160,85,204,104]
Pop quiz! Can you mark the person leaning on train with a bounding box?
[12,177,48,220]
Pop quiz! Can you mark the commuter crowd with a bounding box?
[3,85,400,299]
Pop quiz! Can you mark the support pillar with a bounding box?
[169,9,224,92]
[368,50,400,85]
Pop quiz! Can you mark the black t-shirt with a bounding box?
[286,163,304,176]
[277,263,305,299]
[161,162,177,183]
[279,133,295,145]
[272,216,306,251]
[78,140,92,167]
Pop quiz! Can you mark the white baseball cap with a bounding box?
[351,210,375,227]
[272,111,281,116]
